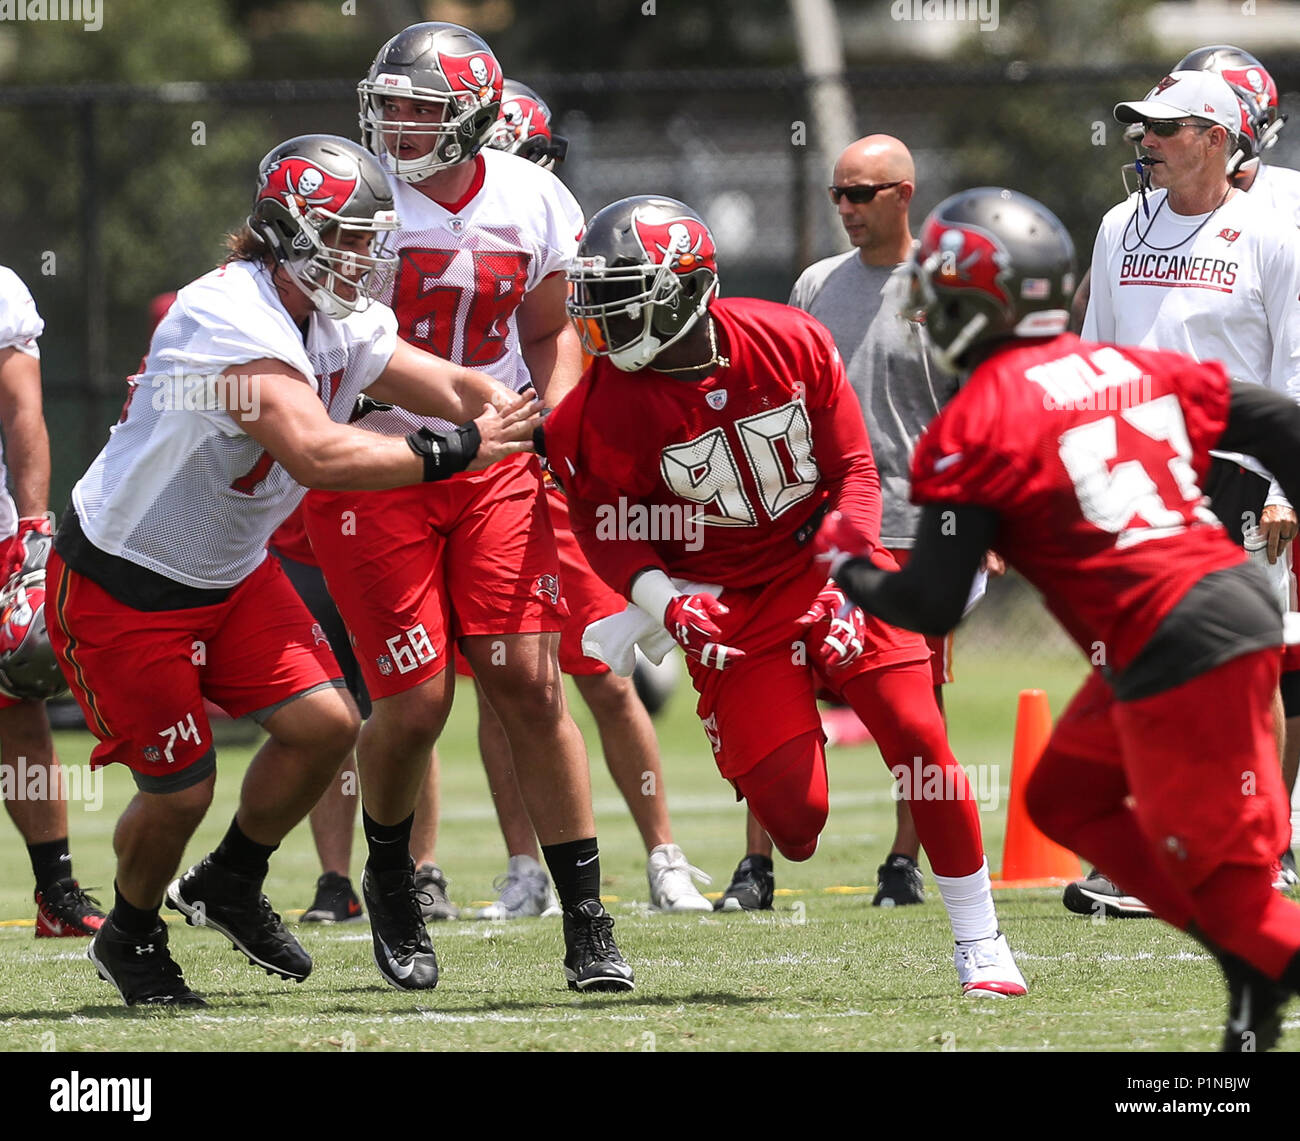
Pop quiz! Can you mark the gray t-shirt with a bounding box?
[789,250,955,548]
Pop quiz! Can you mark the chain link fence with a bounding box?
[9,58,1300,660]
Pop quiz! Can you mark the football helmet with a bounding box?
[487,79,569,169]
[906,187,1075,374]
[358,22,503,183]
[567,196,720,372]
[0,570,67,702]
[251,135,399,320]
[1175,45,1285,166]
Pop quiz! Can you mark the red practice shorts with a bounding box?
[884,547,951,686]
[688,555,930,781]
[46,551,343,785]
[1043,649,1288,888]
[547,486,623,676]
[303,454,566,700]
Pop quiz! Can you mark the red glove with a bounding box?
[800,583,867,670]
[810,510,874,578]
[2,514,52,582]
[664,593,746,671]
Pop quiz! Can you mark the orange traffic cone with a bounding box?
[992,689,1083,888]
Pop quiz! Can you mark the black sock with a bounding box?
[28,837,73,893]
[112,883,160,937]
[211,816,277,879]
[363,810,414,874]
[542,837,600,910]
[744,854,774,869]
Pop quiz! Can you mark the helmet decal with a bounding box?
[923,218,1014,310]
[632,216,717,274]
[259,159,359,216]
[436,48,503,106]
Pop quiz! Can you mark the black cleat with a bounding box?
[413,863,460,921]
[713,855,774,912]
[872,854,925,907]
[166,856,311,981]
[362,863,439,990]
[1217,951,1290,1052]
[36,878,107,938]
[1061,868,1153,919]
[88,916,206,1007]
[563,899,634,992]
[301,872,364,924]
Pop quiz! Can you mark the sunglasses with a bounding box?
[1141,119,1213,138]
[827,180,903,205]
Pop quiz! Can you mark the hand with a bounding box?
[982,549,1006,576]
[664,593,746,671]
[2,513,52,581]
[1260,504,1298,564]
[810,510,873,577]
[801,583,867,669]
[466,394,544,472]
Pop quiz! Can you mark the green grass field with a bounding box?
[0,643,1290,1053]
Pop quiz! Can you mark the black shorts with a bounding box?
[1205,458,1271,547]
[272,551,372,720]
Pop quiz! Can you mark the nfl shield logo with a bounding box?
[449,217,465,235]
[143,746,162,764]
[377,654,394,677]
[706,390,727,411]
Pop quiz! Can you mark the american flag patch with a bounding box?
[1020,277,1050,300]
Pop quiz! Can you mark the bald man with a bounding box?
[713,136,989,913]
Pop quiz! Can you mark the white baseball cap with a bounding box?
[1114,70,1240,137]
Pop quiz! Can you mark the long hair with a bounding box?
[224,223,270,264]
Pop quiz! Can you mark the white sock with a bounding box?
[933,857,998,944]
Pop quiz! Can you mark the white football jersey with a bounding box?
[72,259,398,589]
[358,147,584,437]
[0,267,42,540]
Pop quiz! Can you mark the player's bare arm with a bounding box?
[227,358,539,489]
[518,271,585,409]
[0,345,50,516]
[366,336,523,419]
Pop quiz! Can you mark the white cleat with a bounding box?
[471,855,557,920]
[647,843,714,913]
[954,932,1028,998]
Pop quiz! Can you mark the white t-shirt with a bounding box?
[1250,162,1300,228]
[358,146,584,437]
[72,259,398,589]
[1083,187,1300,500]
[0,267,41,539]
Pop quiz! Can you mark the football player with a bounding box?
[300,23,634,989]
[826,185,1300,1049]
[0,265,106,939]
[50,133,538,1006]
[545,194,1026,996]
[471,77,712,915]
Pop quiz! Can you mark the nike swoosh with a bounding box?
[576,855,599,867]
[934,452,964,473]
[377,936,415,979]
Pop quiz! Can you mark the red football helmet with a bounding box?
[487,79,569,170]
[1176,45,1285,167]
[0,570,68,702]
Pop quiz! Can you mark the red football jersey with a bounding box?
[545,297,881,595]
[910,333,1246,672]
